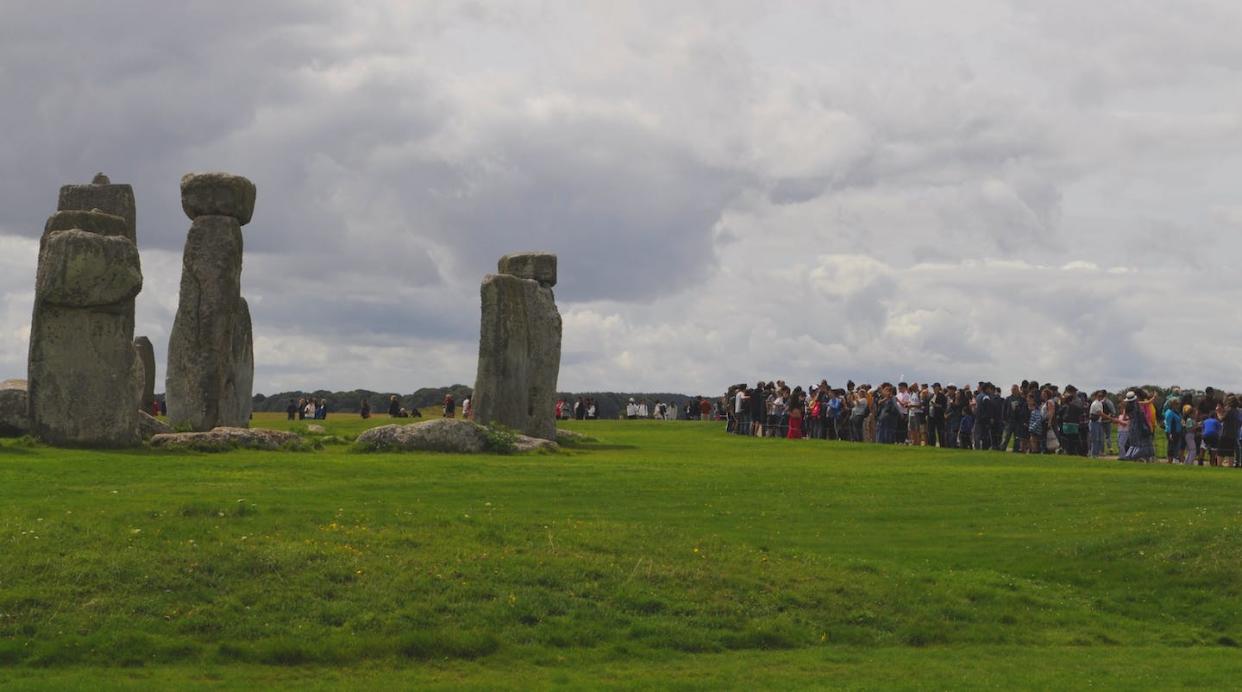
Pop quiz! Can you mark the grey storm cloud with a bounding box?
[2,1,1242,394]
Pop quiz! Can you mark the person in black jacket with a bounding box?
[1000,384,1026,452]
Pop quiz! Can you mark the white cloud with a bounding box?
[2,1,1242,393]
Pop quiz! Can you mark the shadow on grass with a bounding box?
[0,444,35,455]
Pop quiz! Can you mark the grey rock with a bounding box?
[28,305,142,447]
[305,423,326,434]
[35,230,142,308]
[227,297,254,426]
[134,336,156,413]
[44,209,132,244]
[28,225,143,447]
[356,419,556,453]
[92,173,110,185]
[150,427,300,452]
[136,411,171,439]
[180,172,256,224]
[29,181,144,448]
[498,252,557,287]
[471,269,562,441]
[0,381,29,437]
[57,176,136,241]
[166,215,249,431]
[356,418,488,453]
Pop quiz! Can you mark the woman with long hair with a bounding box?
[1119,390,1156,462]
[786,387,805,439]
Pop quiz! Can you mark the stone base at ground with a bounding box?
[150,427,299,451]
[356,418,557,453]
[0,380,30,437]
[137,412,172,440]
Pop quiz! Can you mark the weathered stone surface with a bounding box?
[57,176,136,240]
[180,172,256,224]
[136,411,171,439]
[498,252,557,287]
[0,381,29,437]
[150,427,299,452]
[356,419,557,453]
[305,423,326,434]
[36,230,142,308]
[165,216,249,431]
[471,270,562,441]
[29,216,143,448]
[356,419,487,453]
[228,297,254,426]
[134,336,156,413]
[44,209,132,244]
[28,305,142,447]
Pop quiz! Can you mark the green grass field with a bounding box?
[2,414,1241,689]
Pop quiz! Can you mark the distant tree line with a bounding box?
[251,386,474,415]
[248,387,705,419]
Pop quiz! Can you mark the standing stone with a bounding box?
[471,252,562,440]
[165,173,256,431]
[28,209,143,447]
[0,379,30,437]
[134,336,156,413]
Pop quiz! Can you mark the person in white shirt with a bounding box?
[625,399,638,419]
[895,383,911,444]
[638,400,649,418]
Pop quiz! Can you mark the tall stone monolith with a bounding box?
[471,252,562,440]
[134,336,156,413]
[28,183,143,447]
[165,172,256,431]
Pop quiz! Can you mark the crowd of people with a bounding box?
[722,380,1242,466]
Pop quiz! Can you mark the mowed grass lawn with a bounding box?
[2,414,1241,689]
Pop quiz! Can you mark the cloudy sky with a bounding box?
[2,1,1241,394]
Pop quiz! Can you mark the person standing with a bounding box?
[1163,398,1183,463]
[1088,390,1107,458]
[907,384,924,446]
[1026,392,1044,453]
[287,398,298,421]
[927,383,946,448]
[443,393,455,418]
[1002,384,1026,452]
[1182,404,1198,465]
[1102,393,1117,455]
[388,395,401,418]
[973,385,992,450]
[462,396,472,420]
[945,386,962,449]
[360,398,371,419]
[786,387,805,439]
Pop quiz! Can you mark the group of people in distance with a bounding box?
[559,397,599,420]
[724,380,1242,467]
[620,397,715,420]
[286,397,329,420]
[553,396,718,421]
[369,394,468,420]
